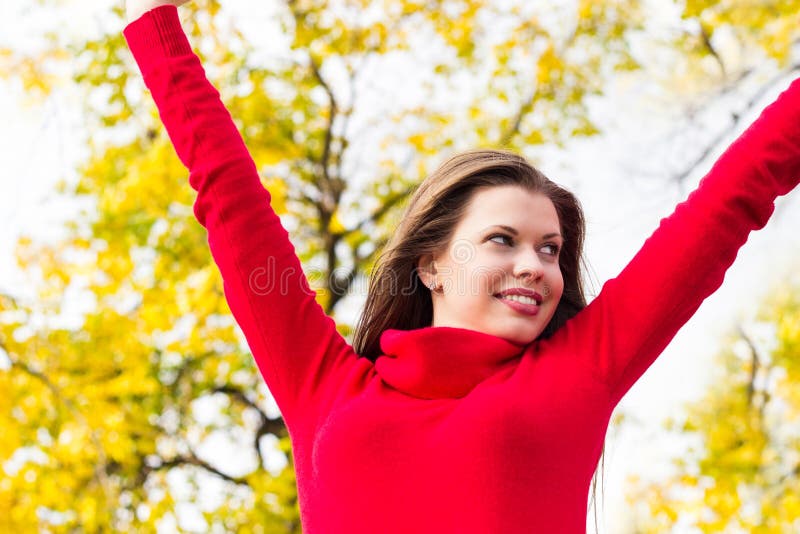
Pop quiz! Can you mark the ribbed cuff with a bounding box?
[123,5,192,70]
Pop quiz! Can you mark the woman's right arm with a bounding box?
[123,3,363,427]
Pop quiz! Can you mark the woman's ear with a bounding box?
[416,253,437,289]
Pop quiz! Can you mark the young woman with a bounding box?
[124,1,800,531]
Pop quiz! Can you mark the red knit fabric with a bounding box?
[125,7,800,532]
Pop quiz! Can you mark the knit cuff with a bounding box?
[123,5,193,72]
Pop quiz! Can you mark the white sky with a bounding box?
[2,1,800,532]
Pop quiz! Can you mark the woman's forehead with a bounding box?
[459,186,560,232]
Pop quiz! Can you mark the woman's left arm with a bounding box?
[551,77,800,406]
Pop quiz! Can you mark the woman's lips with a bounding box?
[496,295,540,316]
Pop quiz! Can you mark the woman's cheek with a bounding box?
[546,270,564,301]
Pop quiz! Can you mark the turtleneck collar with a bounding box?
[374,326,527,399]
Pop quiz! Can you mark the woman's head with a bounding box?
[353,149,586,361]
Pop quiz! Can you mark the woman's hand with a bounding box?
[126,0,191,23]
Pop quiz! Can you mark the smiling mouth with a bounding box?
[495,295,541,316]
[497,294,540,305]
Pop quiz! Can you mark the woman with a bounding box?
[124,1,800,531]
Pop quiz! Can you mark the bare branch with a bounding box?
[671,64,800,184]
[212,384,288,466]
[699,22,726,79]
[323,180,414,311]
[736,324,761,409]
[333,64,359,193]
[139,451,250,487]
[328,265,359,312]
[328,234,390,313]
[309,55,339,190]
[348,183,417,237]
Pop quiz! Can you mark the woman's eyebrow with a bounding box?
[482,225,562,239]
[489,224,519,235]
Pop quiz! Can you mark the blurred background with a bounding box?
[1,0,799,531]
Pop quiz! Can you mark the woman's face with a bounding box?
[417,185,565,345]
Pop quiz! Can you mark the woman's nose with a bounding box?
[513,249,543,280]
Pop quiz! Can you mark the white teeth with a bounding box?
[500,295,538,305]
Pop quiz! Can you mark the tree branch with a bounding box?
[328,233,390,312]
[499,88,538,147]
[671,64,800,185]
[348,183,418,237]
[736,324,761,410]
[699,22,726,79]
[139,450,250,487]
[308,55,339,193]
[212,384,288,467]
[324,180,414,312]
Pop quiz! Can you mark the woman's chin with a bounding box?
[491,324,541,346]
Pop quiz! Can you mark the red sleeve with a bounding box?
[123,6,360,426]
[551,77,800,406]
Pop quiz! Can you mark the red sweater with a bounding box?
[125,7,800,532]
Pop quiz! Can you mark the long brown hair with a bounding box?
[352,148,587,361]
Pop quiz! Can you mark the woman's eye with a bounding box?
[540,244,560,256]
[488,234,513,246]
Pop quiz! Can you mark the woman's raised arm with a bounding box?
[123,3,361,429]
[548,77,800,407]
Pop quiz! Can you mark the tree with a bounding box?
[0,0,646,530]
[627,275,800,531]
